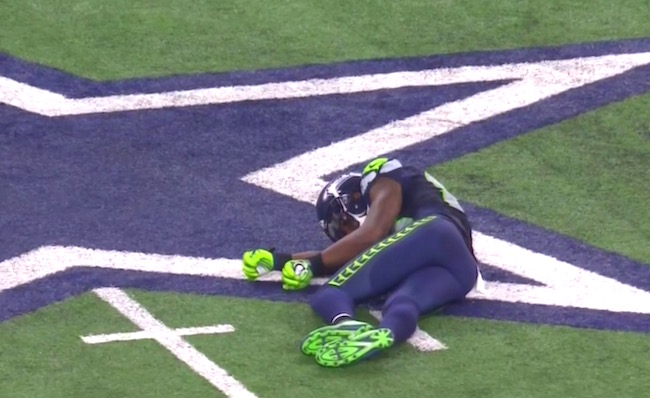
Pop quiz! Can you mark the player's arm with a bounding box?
[243,158,403,286]
[291,250,322,260]
[294,176,402,274]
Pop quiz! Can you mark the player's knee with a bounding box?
[383,294,419,314]
[457,260,479,295]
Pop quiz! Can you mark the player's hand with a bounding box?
[242,249,288,281]
[281,259,313,291]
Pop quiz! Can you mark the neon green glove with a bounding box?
[281,259,314,291]
[242,248,291,281]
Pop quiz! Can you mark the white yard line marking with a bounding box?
[81,324,235,344]
[92,288,257,398]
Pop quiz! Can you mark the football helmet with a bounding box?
[315,173,368,242]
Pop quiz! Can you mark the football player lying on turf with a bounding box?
[242,157,483,368]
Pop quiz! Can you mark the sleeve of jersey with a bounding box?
[360,158,405,202]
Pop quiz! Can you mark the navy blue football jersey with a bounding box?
[360,157,475,252]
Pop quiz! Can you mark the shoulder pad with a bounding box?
[360,158,403,194]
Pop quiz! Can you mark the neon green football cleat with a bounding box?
[300,320,373,356]
[314,327,395,367]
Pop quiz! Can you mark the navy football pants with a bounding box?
[310,214,478,335]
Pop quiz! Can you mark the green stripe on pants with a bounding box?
[328,215,437,287]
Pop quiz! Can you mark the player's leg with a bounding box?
[313,218,478,367]
[379,262,476,342]
[310,215,441,322]
[302,215,443,356]
[314,265,476,367]
[377,221,478,346]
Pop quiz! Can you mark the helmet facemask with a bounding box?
[323,190,367,241]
